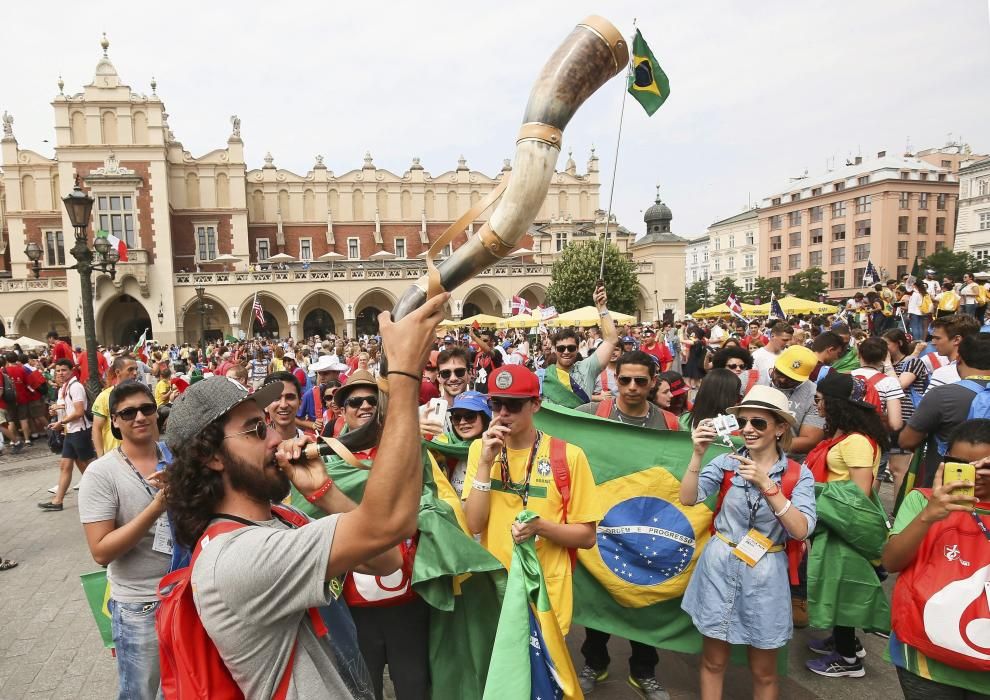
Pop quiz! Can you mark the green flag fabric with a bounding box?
[540,366,585,409]
[290,446,506,700]
[627,28,670,116]
[80,571,114,649]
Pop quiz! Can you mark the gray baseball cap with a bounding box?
[164,376,283,451]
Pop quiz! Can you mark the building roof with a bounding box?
[684,234,709,245]
[709,208,758,228]
[631,230,687,246]
[959,156,990,174]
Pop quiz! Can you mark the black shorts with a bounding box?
[9,402,30,422]
[28,399,46,419]
[62,430,96,462]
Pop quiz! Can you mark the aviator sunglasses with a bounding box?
[737,417,769,431]
[224,421,268,441]
[113,403,157,421]
[450,410,482,422]
[617,376,650,387]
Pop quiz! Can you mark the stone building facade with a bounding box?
[0,38,686,345]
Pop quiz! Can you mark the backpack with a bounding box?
[891,492,990,671]
[594,398,679,431]
[855,372,887,427]
[63,377,94,425]
[935,379,990,455]
[547,437,577,570]
[1,370,14,405]
[343,536,418,608]
[711,458,804,584]
[157,505,324,700]
[938,292,960,312]
[919,294,933,315]
[977,284,989,307]
[802,432,879,483]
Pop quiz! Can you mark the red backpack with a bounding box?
[156,505,329,699]
[712,459,804,585]
[802,433,879,484]
[892,493,990,671]
[547,436,578,570]
[594,398,680,431]
[343,536,419,608]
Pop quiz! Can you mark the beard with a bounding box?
[221,448,290,504]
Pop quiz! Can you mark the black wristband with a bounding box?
[387,370,421,382]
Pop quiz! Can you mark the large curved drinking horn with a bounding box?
[338,16,628,452]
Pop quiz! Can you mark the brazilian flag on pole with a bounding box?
[627,29,670,116]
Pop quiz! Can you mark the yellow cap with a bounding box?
[774,345,817,382]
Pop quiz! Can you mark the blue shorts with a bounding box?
[62,430,96,461]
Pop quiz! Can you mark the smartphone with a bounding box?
[944,462,976,502]
[428,397,449,422]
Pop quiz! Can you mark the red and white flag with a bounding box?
[537,305,558,321]
[725,293,749,323]
[511,295,530,316]
[97,229,128,262]
[252,292,266,327]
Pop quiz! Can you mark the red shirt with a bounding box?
[3,363,30,404]
[50,340,73,363]
[641,341,673,372]
[77,350,109,385]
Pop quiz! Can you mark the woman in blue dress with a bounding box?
[679,385,817,700]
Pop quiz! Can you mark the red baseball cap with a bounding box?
[487,365,540,398]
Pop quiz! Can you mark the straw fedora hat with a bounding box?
[727,385,797,429]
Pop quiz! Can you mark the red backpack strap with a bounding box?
[780,459,804,586]
[313,386,323,418]
[661,409,680,431]
[710,468,735,535]
[272,504,311,528]
[744,370,759,396]
[548,437,577,570]
[595,398,614,418]
[865,371,886,392]
[599,369,610,392]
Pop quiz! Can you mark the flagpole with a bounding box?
[249,291,257,339]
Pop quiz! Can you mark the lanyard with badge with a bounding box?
[730,466,777,567]
[499,430,543,508]
[117,446,173,556]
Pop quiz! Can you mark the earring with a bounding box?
[776,433,783,440]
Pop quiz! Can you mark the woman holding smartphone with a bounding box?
[679,385,816,700]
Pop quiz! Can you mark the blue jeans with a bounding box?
[908,314,927,341]
[109,599,163,700]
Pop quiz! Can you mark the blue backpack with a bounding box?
[934,379,990,455]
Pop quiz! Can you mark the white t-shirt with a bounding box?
[907,290,923,315]
[928,362,960,392]
[920,352,951,382]
[852,368,905,410]
[751,346,780,379]
[59,378,90,433]
[961,282,980,305]
[924,278,941,296]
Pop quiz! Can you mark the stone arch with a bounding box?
[251,189,264,221]
[238,291,289,338]
[70,110,86,144]
[20,174,36,211]
[461,284,503,317]
[132,111,148,143]
[400,189,412,219]
[354,288,397,336]
[185,173,201,208]
[50,173,60,210]
[180,291,229,345]
[216,172,230,208]
[447,190,458,220]
[352,189,364,220]
[101,110,118,144]
[470,190,480,208]
[517,283,547,308]
[328,189,339,217]
[580,190,590,219]
[297,290,346,340]
[376,188,388,218]
[303,188,315,220]
[96,292,152,346]
[557,190,568,218]
[277,189,290,218]
[13,300,70,340]
[424,189,435,218]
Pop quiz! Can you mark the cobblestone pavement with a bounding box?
[0,445,903,699]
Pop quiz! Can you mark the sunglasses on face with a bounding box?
[488,397,531,413]
[617,376,650,387]
[737,417,770,431]
[224,421,268,441]
[114,403,157,421]
[555,344,578,354]
[726,362,747,370]
[450,410,482,422]
[439,368,467,380]
[323,394,336,402]
[344,394,379,409]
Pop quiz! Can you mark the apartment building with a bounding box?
[685,234,710,288]
[707,208,758,294]
[953,156,990,266]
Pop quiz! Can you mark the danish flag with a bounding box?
[511,295,530,316]
[726,293,743,315]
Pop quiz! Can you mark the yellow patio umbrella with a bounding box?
[750,295,838,316]
[499,311,541,329]
[691,302,757,319]
[438,319,463,328]
[548,306,637,327]
[459,313,504,327]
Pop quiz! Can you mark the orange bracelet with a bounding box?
[305,479,334,503]
[761,482,781,497]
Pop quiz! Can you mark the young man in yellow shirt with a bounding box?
[462,365,602,634]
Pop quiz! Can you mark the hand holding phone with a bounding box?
[945,461,976,502]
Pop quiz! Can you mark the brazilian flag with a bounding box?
[627,29,670,116]
[80,571,114,649]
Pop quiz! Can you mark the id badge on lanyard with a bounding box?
[730,483,771,567]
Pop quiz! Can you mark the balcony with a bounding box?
[0,277,69,293]
[94,248,152,299]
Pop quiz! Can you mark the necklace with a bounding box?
[499,430,543,508]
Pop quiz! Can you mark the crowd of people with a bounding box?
[0,273,988,700]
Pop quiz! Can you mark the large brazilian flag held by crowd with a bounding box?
[534,403,727,652]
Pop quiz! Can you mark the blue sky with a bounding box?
[3,0,989,238]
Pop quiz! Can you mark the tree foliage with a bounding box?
[546,241,639,315]
[747,277,782,305]
[685,280,709,314]
[784,267,828,300]
[921,250,983,282]
[713,277,741,302]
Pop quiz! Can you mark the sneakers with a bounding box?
[578,665,607,694]
[807,635,866,659]
[37,501,63,511]
[11,441,24,454]
[791,595,809,628]
[47,485,78,494]
[628,675,670,700]
[805,652,865,678]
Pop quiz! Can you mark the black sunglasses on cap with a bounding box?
[439,368,467,379]
[114,403,158,421]
[343,394,379,409]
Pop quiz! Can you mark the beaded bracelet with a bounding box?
[305,479,334,503]
[472,479,492,492]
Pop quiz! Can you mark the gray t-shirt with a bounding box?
[908,378,990,481]
[577,400,671,430]
[192,513,353,699]
[778,380,825,462]
[569,353,604,396]
[78,449,171,602]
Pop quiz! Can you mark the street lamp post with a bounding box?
[25,177,117,398]
[194,285,213,361]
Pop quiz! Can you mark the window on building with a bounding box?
[789,253,801,269]
[196,224,217,262]
[900,192,910,209]
[810,250,822,267]
[745,278,754,292]
[855,195,871,214]
[835,181,845,192]
[832,224,846,241]
[920,172,929,181]
[858,176,870,186]
[348,237,360,259]
[442,243,452,257]
[831,247,846,264]
[789,231,801,247]
[812,187,822,196]
[974,248,990,263]
[299,238,312,261]
[746,231,754,245]
[770,215,783,230]
[936,241,945,252]
[938,174,947,182]
[772,197,781,206]
[855,219,871,237]
[897,265,908,278]
[769,257,781,272]
[937,193,947,210]
[744,253,754,268]
[714,237,721,251]
[919,193,929,209]
[853,267,866,284]
[941,159,951,168]
[728,256,735,270]
[714,258,721,271]
[703,250,708,262]
[832,200,846,218]
[979,212,990,231]
[901,171,910,180]
[810,228,823,244]
[918,216,928,234]
[898,216,909,234]
[791,192,801,202]
[257,238,270,261]
[96,194,137,248]
[831,270,845,288]
[788,211,802,227]
[395,238,406,258]
[917,241,927,259]
[44,230,65,266]
[692,270,697,282]
[692,252,698,264]
[898,240,909,259]
[854,243,870,261]
[936,218,946,235]
[980,180,990,196]
[555,231,566,252]
[810,206,823,223]
[770,236,782,251]
[728,234,735,248]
